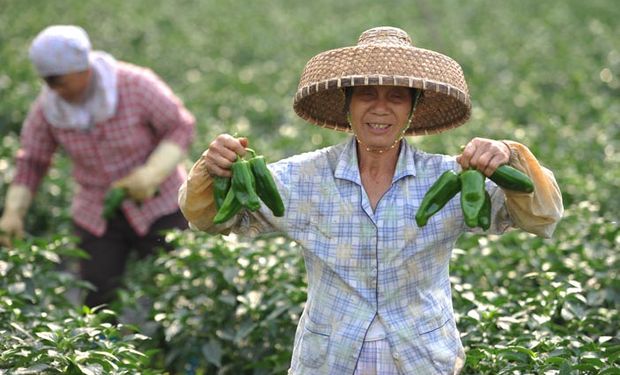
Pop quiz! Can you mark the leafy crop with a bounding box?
[0,0,618,373]
[0,236,161,374]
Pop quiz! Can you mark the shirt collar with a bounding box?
[334,137,361,184]
[334,137,417,185]
[393,139,417,182]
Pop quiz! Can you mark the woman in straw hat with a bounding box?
[0,25,195,307]
[179,27,562,374]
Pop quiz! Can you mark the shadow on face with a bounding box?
[43,69,92,103]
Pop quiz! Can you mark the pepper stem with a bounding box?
[245,148,257,158]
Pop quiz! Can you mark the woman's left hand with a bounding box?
[457,137,511,176]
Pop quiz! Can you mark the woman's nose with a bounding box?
[371,97,390,114]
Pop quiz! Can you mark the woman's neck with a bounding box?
[357,141,400,178]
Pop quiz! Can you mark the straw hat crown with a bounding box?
[293,26,472,135]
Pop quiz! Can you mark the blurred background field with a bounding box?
[0,0,618,373]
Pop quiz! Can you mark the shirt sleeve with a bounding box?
[178,153,287,235]
[137,68,195,151]
[500,141,564,238]
[12,100,58,194]
[178,153,220,232]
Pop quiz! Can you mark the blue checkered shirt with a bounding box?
[233,137,514,374]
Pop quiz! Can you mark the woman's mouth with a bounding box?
[367,123,391,130]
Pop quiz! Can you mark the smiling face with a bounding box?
[349,85,413,153]
[43,69,92,103]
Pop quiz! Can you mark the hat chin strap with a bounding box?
[352,118,411,154]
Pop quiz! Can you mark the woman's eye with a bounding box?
[356,91,375,100]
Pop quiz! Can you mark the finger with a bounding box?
[482,154,505,176]
[209,136,245,162]
[231,138,248,158]
[209,164,233,178]
[470,150,493,173]
[218,134,247,155]
[209,153,237,174]
[207,145,238,165]
[459,142,476,169]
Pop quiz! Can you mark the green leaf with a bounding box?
[598,368,620,375]
[89,350,120,363]
[202,339,223,367]
[559,361,573,375]
[75,363,99,375]
[34,331,56,343]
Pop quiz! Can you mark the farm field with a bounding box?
[0,0,618,373]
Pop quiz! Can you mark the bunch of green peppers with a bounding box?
[415,165,534,230]
[213,148,285,224]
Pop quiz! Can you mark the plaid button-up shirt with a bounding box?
[14,62,195,236]
[180,134,562,374]
[234,137,516,374]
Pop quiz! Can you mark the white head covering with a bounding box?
[29,25,91,77]
[28,25,118,130]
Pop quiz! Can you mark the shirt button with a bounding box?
[393,351,401,361]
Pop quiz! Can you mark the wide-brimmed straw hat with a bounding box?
[293,26,471,135]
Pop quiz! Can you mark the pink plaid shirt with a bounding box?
[14,62,195,236]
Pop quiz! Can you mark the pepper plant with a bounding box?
[0,235,161,374]
[116,231,307,374]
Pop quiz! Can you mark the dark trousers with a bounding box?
[74,210,188,307]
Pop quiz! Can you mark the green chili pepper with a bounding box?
[102,187,126,220]
[415,170,461,227]
[213,186,243,224]
[460,169,486,228]
[231,157,261,211]
[247,150,285,217]
[477,190,492,230]
[213,176,231,209]
[489,165,534,193]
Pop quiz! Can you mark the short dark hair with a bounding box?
[43,75,62,86]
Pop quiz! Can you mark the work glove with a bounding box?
[113,141,185,202]
[0,184,32,247]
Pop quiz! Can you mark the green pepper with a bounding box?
[213,186,243,224]
[231,157,261,211]
[213,176,231,209]
[415,170,461,227]
[477,190,491,230]
[489,165,534,193]
[460,169,486,228]
[102,187,126,220]
[248,151,285,217]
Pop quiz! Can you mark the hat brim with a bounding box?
[293,44,471,135]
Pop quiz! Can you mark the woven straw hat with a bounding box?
[293,26,471,135]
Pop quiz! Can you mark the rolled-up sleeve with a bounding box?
[501,141,564,238]
[178,153,220,232]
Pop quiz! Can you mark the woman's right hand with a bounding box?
[202,134,249,177]
[0,212,25,247]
